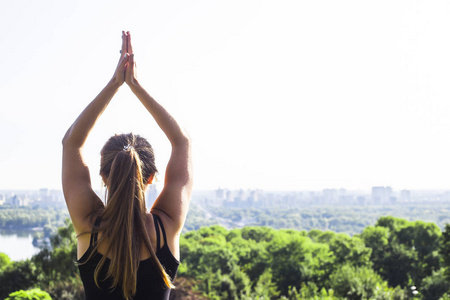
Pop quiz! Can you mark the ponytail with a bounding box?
[89,133,174,299]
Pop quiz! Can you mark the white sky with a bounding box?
[1,0,450,192]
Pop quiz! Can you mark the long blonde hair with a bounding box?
[89,133,174,299]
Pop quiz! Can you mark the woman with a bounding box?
[62,31,193,299]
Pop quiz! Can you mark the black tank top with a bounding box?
[78,214,179,300]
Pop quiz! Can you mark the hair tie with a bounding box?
[123,144,134,151]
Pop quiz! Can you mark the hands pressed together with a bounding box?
[113,31,138,87]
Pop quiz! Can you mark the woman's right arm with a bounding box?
[125,35,193,234]
[62,80,121,234]
[62,32,129,235]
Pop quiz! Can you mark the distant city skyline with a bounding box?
[2,1,450,191]
[2,186,449,214]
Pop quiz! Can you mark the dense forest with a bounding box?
[184,202,450,235]
[0,207,69,229]
[1,216,450,299]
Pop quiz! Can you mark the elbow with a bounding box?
[173,129,191,148]
[180,131,192,148]
[61,126,76,148]
[62,133,69,147]
[181,130,191,144]
[61,129,71,147]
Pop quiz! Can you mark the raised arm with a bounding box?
[62,32,129,235]
[125,33,193,233]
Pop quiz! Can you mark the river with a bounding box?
[0,229,43,261]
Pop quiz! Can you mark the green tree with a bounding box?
[328,234,372,268]
[268,231,333,295]
[252,268,280,299]
[176,218,445,298]
[227,231,270,283]
[0,252,12,271]
[360,216,442,288]
[240,226,277,242]
[440,293,450,300]
[441,224,450,281]
[329,264,390,299]
[396,221,441,285]
[0,260,38,299]
[5,288,52,300]
[420,269,450,300]
[32,219,78,286]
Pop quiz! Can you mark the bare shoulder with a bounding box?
[149,208,181,260]
[67,189,104,236]
[151,186,191,230]
[150,208,179,238]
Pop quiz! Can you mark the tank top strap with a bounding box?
[153,214,168,252]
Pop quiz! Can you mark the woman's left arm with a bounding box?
[62,32,129,235]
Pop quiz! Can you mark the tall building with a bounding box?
[371,186,393,204]
[400,190,411,202]
[323,189,338,203]
[39,188,49,202]
[215,188,226,200]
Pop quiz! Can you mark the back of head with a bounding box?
[100,133,157,187]
[93,133,173,299]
